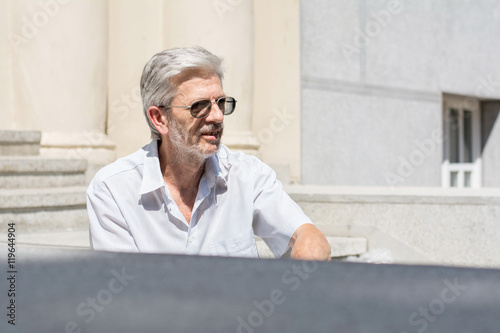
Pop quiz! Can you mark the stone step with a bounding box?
[329,236,368,257]
[0,186,88,232]
[0,130,41,156]
[0,186,87,210]
[0,208,89,233]
[256,236,367,259]
[0,230,90,249]
[0,230,368,256]
[0,173,86,189]
[0,156,87,173]
[0,156,87,188]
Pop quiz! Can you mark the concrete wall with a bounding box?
[300,0,500,186]
[287,186,500,268]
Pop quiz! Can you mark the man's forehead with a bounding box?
[174,72,223,100]
[172,69,219,87]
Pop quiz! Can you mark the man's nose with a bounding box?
[205,101,224,123]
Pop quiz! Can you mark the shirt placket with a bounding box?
[184,174,214,254]
[161,187,186,224]
[184,224,199,255]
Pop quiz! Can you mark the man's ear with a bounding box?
[147,106,169,136]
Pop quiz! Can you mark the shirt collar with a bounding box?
[139,140,165,195]
[204,150,228,190]
[138,140,228,195]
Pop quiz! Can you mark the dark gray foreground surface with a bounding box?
[1,246,500,333]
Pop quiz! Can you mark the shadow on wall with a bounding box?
[481,101,500,187]
[481,101,500,151]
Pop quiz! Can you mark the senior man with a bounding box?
[87,46,330,260]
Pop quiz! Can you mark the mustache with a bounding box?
[199,123,224,135]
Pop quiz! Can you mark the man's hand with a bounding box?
[288,224,331,261]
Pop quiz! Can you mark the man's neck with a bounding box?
[158,140,206,194]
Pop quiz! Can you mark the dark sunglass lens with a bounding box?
[191,100,211,117]
[217,98,226,111]
[223,98,235,115]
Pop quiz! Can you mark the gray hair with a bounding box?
[140,46,224,140]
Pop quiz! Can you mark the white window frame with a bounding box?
[442,96,482,188]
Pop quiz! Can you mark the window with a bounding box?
[442,95,481,188]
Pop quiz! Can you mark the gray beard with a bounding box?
[167,118,223,166]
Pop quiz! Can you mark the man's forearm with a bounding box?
[289,224,331,261]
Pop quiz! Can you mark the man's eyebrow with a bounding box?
[188,94,227,102]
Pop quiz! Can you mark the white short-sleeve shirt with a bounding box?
[87,140,312,258]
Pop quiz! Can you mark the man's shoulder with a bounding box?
[89,142,151,186]
[216,144,273,176]
[217,144,262,166]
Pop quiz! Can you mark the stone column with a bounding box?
[253,0,301,183]
[107,0,163,158]
[4,0,114,181]
[162,0,260,155]
[0,1,16,129]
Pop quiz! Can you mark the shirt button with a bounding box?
[188,237,193,243]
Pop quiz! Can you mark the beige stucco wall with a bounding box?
[0,1,16,129]
[253,0,301,183]
[2,0,114,177]
[1,0,302,182]
[107,0,162,157]
[3,0,108,133]
[162,0,259,156]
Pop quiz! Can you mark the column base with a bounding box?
[221,130,261,157]
[40,131,116,184]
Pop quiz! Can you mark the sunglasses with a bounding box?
[158,96,236,119]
